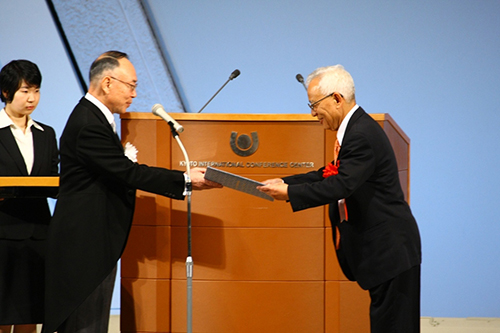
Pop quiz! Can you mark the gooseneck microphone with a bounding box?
[151,103,192,332]
[152,104,184,133]
[197,69,241,113]
[296,74,307,91]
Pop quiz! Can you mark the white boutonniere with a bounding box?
[124,142,138,163]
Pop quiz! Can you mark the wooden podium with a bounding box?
[120,113,410,333]
[0,177,59,198]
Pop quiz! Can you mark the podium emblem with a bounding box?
[230,131,259,156]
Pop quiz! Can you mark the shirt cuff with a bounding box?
[183,173,190,196]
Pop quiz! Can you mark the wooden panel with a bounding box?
[156,120,173,169]
[339,282,370,333]
[122,113,318,121]
[0,176,59,198]
[171,227,324,281]
[374,115,410,203]
[381,120,409,171]
[122,118,174,227]
[324,130,337,163]
[0,176,59,186]
[121,278,171,332]
[167,121,325,175]
[171,280,324,333]
[129,192,172,227]
[121,225,171,279]
[371,114,410,143]
[121,119,159,166]
[325,226,350,282]
[325,281,370,333]
[171,176,323,228]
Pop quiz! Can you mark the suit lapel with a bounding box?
[82,98,123,148]
[337,107,366,161]
[0,127,28,175]
[344,107,366,136]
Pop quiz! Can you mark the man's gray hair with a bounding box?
[89,51,128,87]
[306,65,356,103]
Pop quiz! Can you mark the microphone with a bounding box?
[296,73,307,91]
[197,69,241,113]
[229,69,241,80]
[152,104,184,133]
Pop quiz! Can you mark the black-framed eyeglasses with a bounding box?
[308,93,334,110]
[109,76,138,91]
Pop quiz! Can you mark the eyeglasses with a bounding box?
[109,76,138,91]
[308,92,345,110]
[308,93,334,110]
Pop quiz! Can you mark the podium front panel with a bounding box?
[120,113,410,333]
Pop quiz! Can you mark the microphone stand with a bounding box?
[167,122,193,333]
[197,69,240,113]
[197,79,230,113]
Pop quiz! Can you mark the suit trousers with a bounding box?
[368,264,421,333]
[56,265,117,333]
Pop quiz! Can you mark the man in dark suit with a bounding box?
[259,65,421,332]
[43,51,220,333]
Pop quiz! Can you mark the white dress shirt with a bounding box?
[335,104,359,222]
[336,104,359,145]
[84,92,116,132]
[0,108,44,175]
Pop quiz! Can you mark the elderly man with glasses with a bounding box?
[259,65,421,333]
[42,51,220,333]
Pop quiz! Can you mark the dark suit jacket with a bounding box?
[0,122,59,240]
[43,97,186,332]
[285,107,421,290]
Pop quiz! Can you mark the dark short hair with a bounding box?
[89,51,129,84]
[0,60,42,103]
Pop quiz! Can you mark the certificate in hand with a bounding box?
[204,166,274,201]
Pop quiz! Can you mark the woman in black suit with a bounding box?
[0,60,58,333]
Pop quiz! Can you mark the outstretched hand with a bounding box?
[257,178,289,201]
[188,167,223,190]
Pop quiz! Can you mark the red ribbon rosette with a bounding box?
[323,160,339,178]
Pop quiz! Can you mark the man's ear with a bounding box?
[101,76,111,94]
[333,92,343,103]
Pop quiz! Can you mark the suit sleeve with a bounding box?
[75,122,185,199]
[287,130,377,212]
[283,168,324,185]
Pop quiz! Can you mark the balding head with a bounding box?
[87,51,137,114]
[89,51,129,89]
